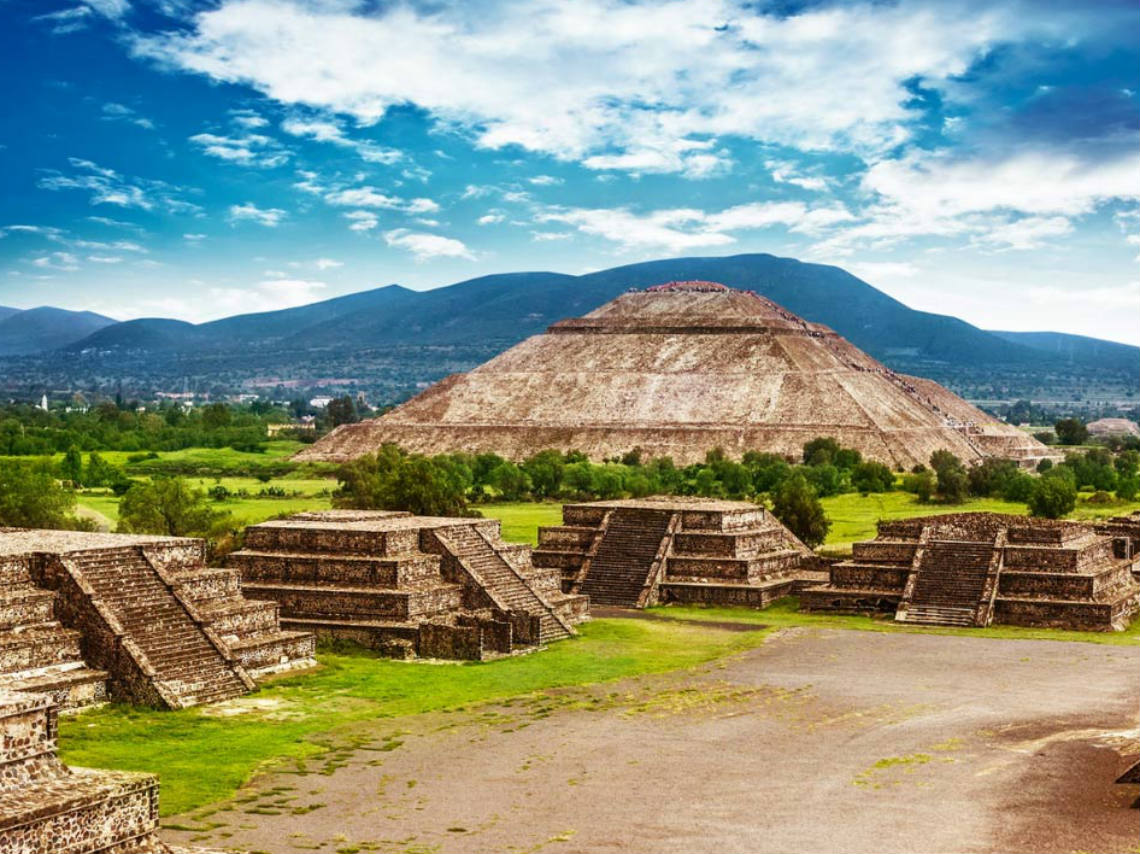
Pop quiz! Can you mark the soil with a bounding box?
[162,627,1140,854]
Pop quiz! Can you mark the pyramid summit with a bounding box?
[298,282,1051,469]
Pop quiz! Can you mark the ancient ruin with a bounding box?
[533,498,824,609]
[227,510,588,660]
[0,690,164,853]
[297,281,1052,470]
[800,513,1140,630]
[0,529,315,710]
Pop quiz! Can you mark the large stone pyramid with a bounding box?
[298,281,1051,469]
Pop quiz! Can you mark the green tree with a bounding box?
[802,436,841,466]
[851,461,894,493]
[930,450,968,503]
[522,450,565,499]
[0,461,86,529]
[1027,469,1077,519]
[118,477,232,538]
[771,473,830,547]
[60,445,83,484]
[201,402,231,430]
[1054,418,1088,446]
[326,395,358,428]
[902,469,935,502]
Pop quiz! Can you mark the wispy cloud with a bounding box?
[227,202,286,227]
[189,132,290,168]
[38,157,201,214]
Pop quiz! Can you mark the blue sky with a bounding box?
[1,0,1137,343]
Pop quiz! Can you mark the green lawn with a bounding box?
[479,502,564,544]
[59,617,771,816]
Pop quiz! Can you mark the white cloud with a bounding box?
[343,210,379,232]
[133,0,1112,176]
[189,132,290,167]
[527,175,563,186]
[314,257,342,270]
[230,109,269,129]
[846,261,920,283]
[87,255,124,263]
[32,252,80,271]
[227,203,286,227]
[37,157,200,214]
[531,231,571,241]
[383,229,474,261]
[101,102,155,130]
[324,185,439,215]
[477,212,505,225]
[539,200,853,251]
[973,216,1074,251]
[281,116,402,164]
[183,232,207,242]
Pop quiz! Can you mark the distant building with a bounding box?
[267,421,316,436]
[309,396,334,408]
[39,394,48,411]
[1088,418,1140,439]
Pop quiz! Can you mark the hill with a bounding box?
[0,307,117,356]
[3,253,1135,404]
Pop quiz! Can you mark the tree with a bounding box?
[60,445,83,485]
[326,395,358,428]
[930,450,968,504]
[201,402,231,430]
[1028,470,1077,519]
[802,436,841,466]
[333,446,471,516]
[118,477,232,538]
[1054,418,1088,446]
[902,469,935,503]
[851,461,894,493]
[771,473,830,547]
[522,450,565,499]
[0,461,86,529]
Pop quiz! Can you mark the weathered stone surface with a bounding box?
[0,529,314,709]
[535,497,816,609]
[228,510,587,660]
[297,282,1053,469]
[801,513,1140,631]
[0,689,166,854]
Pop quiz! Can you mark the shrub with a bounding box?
[771,473,830,548]
[1028,469,1077,519]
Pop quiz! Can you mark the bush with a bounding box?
[771,473,830,547]
[930,450,968,504]
[118,477,233,538]
[0,460,86,529]
[902,469,935,502]
[1028,470,1077,519]
[1054,418,1088,446]
[851,461,894,493]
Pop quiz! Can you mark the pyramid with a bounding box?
[297,281,1052,469]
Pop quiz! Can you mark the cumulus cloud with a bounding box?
[227,202,286,227]
[133,0,1112,176]
[323,185,439,216]
[383,229,474,261]
[32,252,80,271]
[343,210,379,232]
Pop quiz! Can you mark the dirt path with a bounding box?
[74,504,113,532]
[163,628,1140,854]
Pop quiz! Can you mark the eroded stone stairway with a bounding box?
[578,508,675,607]
[898,538,998,627]
[62,547,250,708]
[434,525,573,643]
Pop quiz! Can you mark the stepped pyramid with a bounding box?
[227,511,588,660]
[297,281,1052,469]
[800,513,1140,630]
[534,497,825,609]
[0,529,315,709]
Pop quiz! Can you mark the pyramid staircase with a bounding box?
[896,534,1002,627]
[433,525,574,643]
[57,548,252,708]
[0,556,107,710]
[576,508,676,607]
[0,690,165,853]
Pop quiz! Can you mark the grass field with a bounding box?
[59,617,771,816]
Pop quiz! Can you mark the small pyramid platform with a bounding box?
[534,498,824,609]
[0,529,315,710]
[227,511,588,660]
[297,281,1053,469]
[0,689,165,853]
[800,513,1140,630]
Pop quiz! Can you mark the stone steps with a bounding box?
[580,510,672,607]
[901,539,995,627]
[0,664,108,710]
[438,526,572,643]
[242,580,464,621]
[0,589,57,632]
[66,548,247,707]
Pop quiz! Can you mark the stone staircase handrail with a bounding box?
[636,512,681,609]
[571,510,613,595]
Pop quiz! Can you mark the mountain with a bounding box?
[0,307,117,356]
[990,330,1139,375]
[9,253,1134,403]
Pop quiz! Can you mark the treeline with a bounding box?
[0,396,370,456]
[334,438,896,509]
